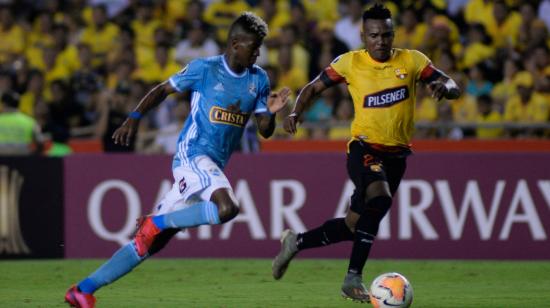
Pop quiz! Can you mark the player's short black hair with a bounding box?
[362,3,392,22]
[228,12,268,41]
[1,91,20,108]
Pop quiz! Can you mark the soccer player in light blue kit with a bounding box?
[65,12,290,308]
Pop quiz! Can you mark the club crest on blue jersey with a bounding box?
[209,168,221,176]
[363,86,409,108]
[248,83,256,96]
[209,102,250,127]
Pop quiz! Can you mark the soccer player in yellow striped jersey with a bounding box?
[272,4,460,303]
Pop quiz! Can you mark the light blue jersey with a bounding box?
[169,55,270,170]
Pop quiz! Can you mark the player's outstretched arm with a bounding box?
[257,87,291,139]
[284,77,329,134]
[112,81,176,146]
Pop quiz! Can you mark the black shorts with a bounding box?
[347,140,410,213]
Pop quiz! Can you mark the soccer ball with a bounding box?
[369,272,413,308]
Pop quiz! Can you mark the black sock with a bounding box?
[297,218,354,250]
[347,196,392,275]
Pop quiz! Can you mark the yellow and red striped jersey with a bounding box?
[323,48,432,148]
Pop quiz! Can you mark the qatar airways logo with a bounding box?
[364,86,409,108]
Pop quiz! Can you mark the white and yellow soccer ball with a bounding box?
[369,272,413,308]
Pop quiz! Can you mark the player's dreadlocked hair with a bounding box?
[362,3,392,22]
[228,12,268,40]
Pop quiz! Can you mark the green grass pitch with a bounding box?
[1,259,549,307]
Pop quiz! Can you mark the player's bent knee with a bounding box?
[217,202,239,223]
[345,211,360,233]
[364,195,392,218]
[358,196,393,236]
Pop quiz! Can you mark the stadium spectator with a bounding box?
[0,0,546,148]
[421,9,462,66]
[0,5,25,65]
[334,0,364,50]
[273,4,460,303]
[106,60,134,91]
[253,0,290,47]
[465,63,493,98]
[106,26,137,71]
[27,11,55,52]
[288,1,314,46]
[0,91,43,155]
[527,45,550,92]
[504,71,549,137]
[263,64,302,139]
[70,43,103,126]
[95,84,136,152]
[0,69,15,95]
[485,0,521,49]
[156,0,188,30]
[203,0,251,44]
[460,23,495,70]
[302,0,339,24]
[328,97,354,140]
[51,24,80,75]
[65,12,290,307]
[131,0,162,50]
[173,0,207,40]
[275,45,307,94]
[268,24,309,77]
[476,94,504,139]
[394,6,426,50]
[79,4,121,67]
[135,43,180,84]
[174,20,219,66]
[415,85,439,138]
[39,46,71,89]
[304,85,337,124]
[464,0,493,29]
[308,21,349,80]
[517,3,542,52]
[12,57,32,94]
[19,69,46,118]
[491,57,521,111]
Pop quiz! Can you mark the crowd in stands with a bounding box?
[0,0,549,155]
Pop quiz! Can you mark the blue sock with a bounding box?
[78,243,145,294]
[153,201,220,230]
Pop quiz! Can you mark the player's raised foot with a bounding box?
[134,215,161,257]
[64,285,96,308]
[272,229,298,280]
[341,273,370,303]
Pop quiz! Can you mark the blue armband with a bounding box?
[129,111,142,120]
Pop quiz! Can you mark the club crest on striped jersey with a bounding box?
[363,86,409,108]
[209,101,250,127]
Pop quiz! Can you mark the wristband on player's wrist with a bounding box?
[128,111,142,120]
[288,112,299,118]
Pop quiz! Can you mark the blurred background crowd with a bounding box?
[0,0,549,156]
